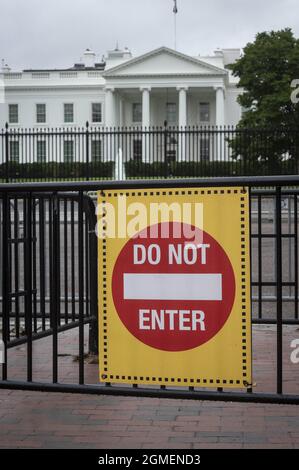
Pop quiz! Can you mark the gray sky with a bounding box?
[1,0,299,70]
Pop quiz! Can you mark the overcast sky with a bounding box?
[1,0,299,70]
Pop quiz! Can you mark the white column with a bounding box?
[141,87,151,128]
[119,97,124,128]
[105,87,116,168]
[141,87,151,162]
[178,87,187,127]
[214,86,225,162]
[215,86,225,127]
[105,87,116,128]
[177,86,188,161]
[116,96,125,179]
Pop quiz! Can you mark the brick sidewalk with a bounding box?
[0,324,298,449]
[0,390,299,449]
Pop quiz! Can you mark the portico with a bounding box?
[104,83,225,129]
[103,47,228,131]
[101,46,240,163]
[103,83,225,162]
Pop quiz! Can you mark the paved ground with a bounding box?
[0,390,299,449]
[0,324,299,449]
[5,324,299,394]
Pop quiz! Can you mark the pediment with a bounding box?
[103,47,226,77]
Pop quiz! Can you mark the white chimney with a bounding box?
[105,46,132,69]
[83,49,96,68]
[1,59,11,72]
[214,49,224,58]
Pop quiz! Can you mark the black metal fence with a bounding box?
[0,176,299,404]
[1,124,299,181]
[251,189,299,324]
[0,192,98,354]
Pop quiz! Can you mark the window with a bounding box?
[166,150,176,163]
[64,140,74,162]
[37,141,46,163]
[9,141,19,162]
[9,104,19,124]
[199,102,210,122]
[200,136,210,161]
[91,140,102,162]
[64,103,74,123]
[166,132,177,162]
[92,103,102,123]
[132,103,142,123]
[133,139,142,161]
[166,103,177,124]
[36,104,46,123]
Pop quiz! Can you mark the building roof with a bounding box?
[23,63,106,73]
[103,46,227,77]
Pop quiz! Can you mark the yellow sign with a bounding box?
[98,187,252,389]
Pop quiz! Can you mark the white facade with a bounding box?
[0,46,242,130]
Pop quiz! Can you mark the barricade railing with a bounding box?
[0,175,298,404]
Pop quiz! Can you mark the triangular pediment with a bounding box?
[103,47,227,77]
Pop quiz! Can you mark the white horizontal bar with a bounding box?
[123,273,222,301]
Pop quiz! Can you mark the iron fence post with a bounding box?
[51,193,60,383]
[276,186,283,394]
[1,192,9,379]
[83,196,98,356]
[78,191,85,384]
[163,121,169,178]
[4,123,9,183]
[85,121,90,181]
[24,192,33,382]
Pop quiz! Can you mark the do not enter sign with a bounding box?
[98,187,252,389]
[112,222,235,352]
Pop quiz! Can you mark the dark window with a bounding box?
[9,104,19,124]
[166,150,176,163]
[199,102,210,122]
[166,103,177,124]
[92,103,102,123]
[91,140,102,162]
[132,103,142,123]
[37,141,46,162]
[9,141,19,162]
[64,140,74,162]
[200,136,210,161]
[36,104,46,123]
[133,140,142,161]
[64,103,74,123]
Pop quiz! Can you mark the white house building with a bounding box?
[0,46,242,168]
[0,46,242,129]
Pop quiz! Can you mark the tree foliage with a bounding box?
[228,29,299,165]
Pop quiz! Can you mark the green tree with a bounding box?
[228,29,299,172]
